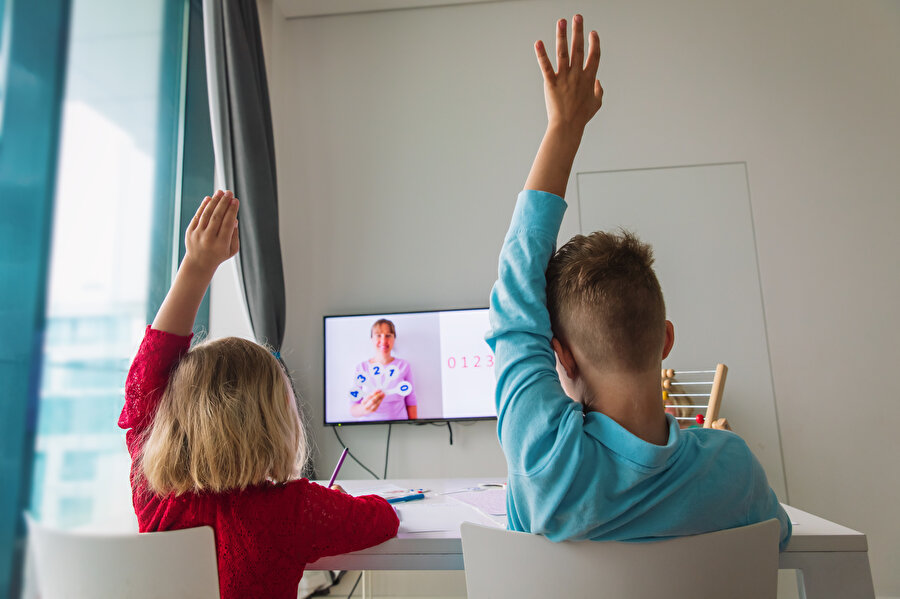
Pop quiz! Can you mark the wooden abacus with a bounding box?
[661,364,728,428]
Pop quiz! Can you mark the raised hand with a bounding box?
[535,15,603,134]
[184,190,240,275]
[152,190,240,336]
[524,15,604,198]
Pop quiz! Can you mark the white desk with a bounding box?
[779,504,875,599]
[308,478,875,599]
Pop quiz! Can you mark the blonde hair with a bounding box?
[139,337,307,496]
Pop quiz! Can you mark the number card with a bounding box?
[349,363,413,401]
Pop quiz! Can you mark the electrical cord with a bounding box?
[346,572,362,598]
[331,423,394,480]
[383,423,392,478]
[332,427,380,479]
[426,421,454,445]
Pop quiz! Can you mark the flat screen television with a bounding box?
[323,308,498,425]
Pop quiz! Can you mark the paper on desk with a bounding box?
[396,503,500,534]
[348,483,406,497]
[447,489,507,517]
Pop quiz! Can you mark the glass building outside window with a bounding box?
[29,0,167,530]
[29,0,210,531]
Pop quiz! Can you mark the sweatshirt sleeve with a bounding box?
[118,326,192,455]
[292,480,399,562]
[485,191,587,506]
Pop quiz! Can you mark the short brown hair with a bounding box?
[139,337,307,496]
[546,229,666,372]
[371,319,396,337]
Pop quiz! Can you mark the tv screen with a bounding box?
[323,308,498,425]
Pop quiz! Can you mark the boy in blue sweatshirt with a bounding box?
[485,14,791,549]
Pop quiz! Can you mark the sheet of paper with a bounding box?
[448,489,507,517]
[347,483,406,497]
[396,503,496,534]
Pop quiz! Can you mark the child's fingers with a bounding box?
[571,14,584,71]
[229,220,240,257]
[199,190,224,231]
[220,196,240,240]
[584,30,601,79]
[208,190,234,235]
[534,41,556,82]
[188,196,211,233]
[594,79,604,104]
[555,18,569,74]
[221,197,239,255]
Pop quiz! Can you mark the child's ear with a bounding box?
[551,337,578,380]
[661,320,675,360]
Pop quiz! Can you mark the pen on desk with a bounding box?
[386,492,425,504]
[327,448,348,488]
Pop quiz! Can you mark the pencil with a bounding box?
[327,448,349,488]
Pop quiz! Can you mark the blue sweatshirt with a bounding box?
[486,190,791,550]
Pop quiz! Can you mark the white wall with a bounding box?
[247,0,900,595]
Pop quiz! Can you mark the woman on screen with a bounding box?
[349,319,417,420]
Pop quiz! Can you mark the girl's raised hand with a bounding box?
[151,190,240,335]
[184,190,240,274]
[535,14,603,133]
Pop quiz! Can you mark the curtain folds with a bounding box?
[202,0,286,351]
[0,1,72,594]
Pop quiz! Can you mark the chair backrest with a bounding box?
[461,519,780,599]
[662,363,728,428]
[25,514,219,599]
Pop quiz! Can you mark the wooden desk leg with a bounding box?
[781,552,875,599]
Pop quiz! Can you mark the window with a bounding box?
[28,0,211,530]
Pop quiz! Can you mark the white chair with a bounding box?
[461,519,780,599]
[25,514,219,599]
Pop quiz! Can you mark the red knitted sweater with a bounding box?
[118,327,399,599]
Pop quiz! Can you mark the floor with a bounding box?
[304,570,802,598]
[301,570,468,599]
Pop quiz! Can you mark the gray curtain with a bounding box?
[202,0,285,352]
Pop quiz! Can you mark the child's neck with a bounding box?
[582,369,669,446]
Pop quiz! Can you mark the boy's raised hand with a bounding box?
[185,189,240,274]
[524,15,603,197]
[151,190,240,336]
[536,15,603,134]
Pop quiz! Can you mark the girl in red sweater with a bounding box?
[119,190,398,599]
